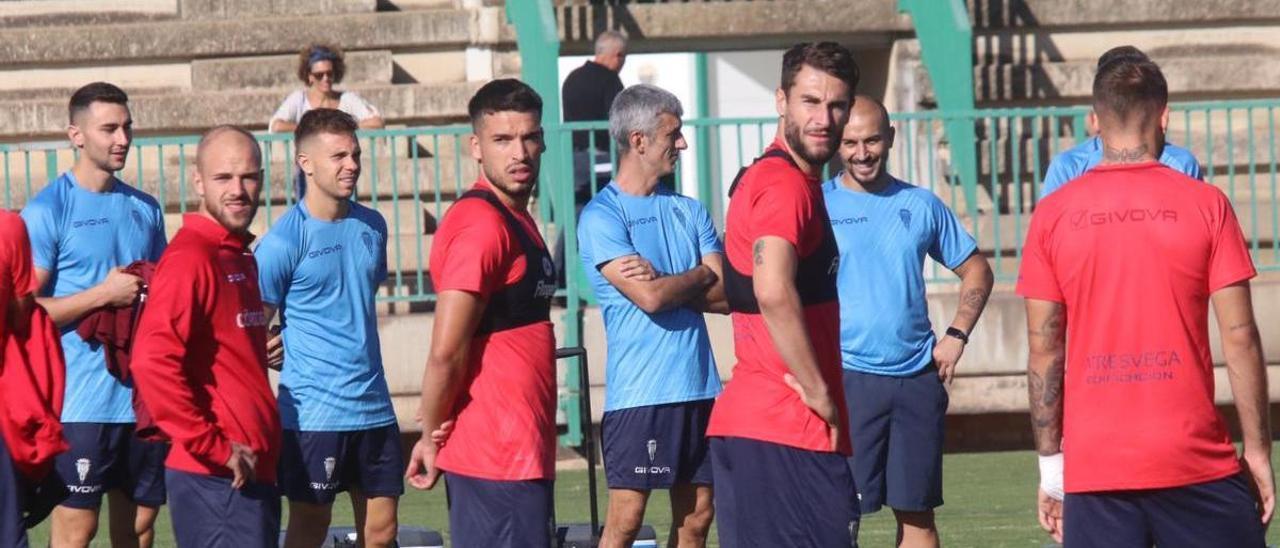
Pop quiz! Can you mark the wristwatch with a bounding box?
[945,326,969,344]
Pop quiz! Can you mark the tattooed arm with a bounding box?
[1026,298,1067,542]
[1025,299,1066,455]
[933,253,994,384]
[1211,281,1274,525]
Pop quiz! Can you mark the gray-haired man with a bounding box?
[577,84,726,548]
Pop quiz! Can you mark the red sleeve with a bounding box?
[749,168,818,251]
[1207,193,1257,292]
[430,201,510,297]
[0,213,34,298]
[1016,204,1065,303]
[131,247,232,468]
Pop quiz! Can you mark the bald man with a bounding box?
[822,96,992,547]
[132,126,282,547]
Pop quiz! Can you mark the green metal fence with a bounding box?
[5,99,1280,296]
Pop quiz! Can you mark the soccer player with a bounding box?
[577,84,724,548]
[1018,58,1273,547]
[256,109,401,548]
[131,126,282,547]
[20,82,168,548]
[1,210,38,548]
[706,42,861,546]
[1040,46,1201,197]
[405,79,558,547]
[824,96,993,547]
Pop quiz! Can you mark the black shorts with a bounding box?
[166,469,281,548]
[54,423,168,509]
[279,423,405,504]
[843,366,947,513]
[601,399,714,490]
[710,436,859,547]
[1063,473,1265,548]
[444,472,555,548]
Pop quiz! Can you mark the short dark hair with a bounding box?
[1092,59,1168,123]
[780,42,860,94]
[294,108,358,146]
[1096,45,1149,70]
[69,82,129,124]
[467,79,543,128]
[297,44,346,85]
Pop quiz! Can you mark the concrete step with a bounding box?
[0,9,492,68]
[556,0,908,53]
[193,50,394,91]
[179,0,376,20]
[967,0,1280,29]
[962,53,1280,105]
[0,0,176,28]
[0,81,480,139]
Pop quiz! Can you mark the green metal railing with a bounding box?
[6,100,1280,291]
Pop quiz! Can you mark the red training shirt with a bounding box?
[429,179,557,481]
[132,214,281,483]
[1017,162,1255,493]
[707,139,852,455]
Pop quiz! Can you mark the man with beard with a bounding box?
[21,82,168,548]
[706,42,861,546]
[405,79,558,547]
[131,126,282,547]
[823,96,993,548]
[256,109,401,548]
[578,84,725,548]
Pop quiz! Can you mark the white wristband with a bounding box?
[1038,453,1065,501]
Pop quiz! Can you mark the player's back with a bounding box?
[1019,161,1254,492]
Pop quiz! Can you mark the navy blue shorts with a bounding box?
[53,423,168,509]
[279,423,404,505]
[710,436,859,547]
[0,433,28,548]
[166,469,281,548]
[844,366,947,514]
[1063,473,1265,548]
[444,472,554,548]
[601,399,714,490]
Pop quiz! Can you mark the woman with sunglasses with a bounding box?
[269,44,385,133]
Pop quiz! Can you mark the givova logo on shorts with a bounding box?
[634,439,671,475]
[67,458,104,494]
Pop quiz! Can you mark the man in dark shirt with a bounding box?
[562,30,627,155]
[557,30,628,283]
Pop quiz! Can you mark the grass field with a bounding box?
[27,447,1280,547]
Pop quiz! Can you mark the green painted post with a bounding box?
[44,150,58,188]
[899,0,980,218]
[507,1,586,447]
[694,53,716,217]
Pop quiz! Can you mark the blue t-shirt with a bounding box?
[1041,136,1201,197]
[21,172,166,423]
[578,182,723,411]
[254,201,396,431]
[823,176,977,376]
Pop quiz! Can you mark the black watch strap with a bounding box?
[945,326,969,344]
